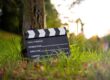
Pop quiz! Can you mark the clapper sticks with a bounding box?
[24,27,70,59]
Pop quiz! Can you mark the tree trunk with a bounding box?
[23,0,45,33]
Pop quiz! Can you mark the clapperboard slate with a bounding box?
[24,27,70,59]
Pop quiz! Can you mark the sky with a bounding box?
[51,0,110,38]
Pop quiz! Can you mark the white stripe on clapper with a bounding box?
[48,28,56,36]
[28,30,35,38]
[38,29,46,37]
[59,28,66,35]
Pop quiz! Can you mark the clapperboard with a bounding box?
[24,27,70,59]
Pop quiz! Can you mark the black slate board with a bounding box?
[24,28,70,59]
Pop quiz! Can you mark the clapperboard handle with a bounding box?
[25,27,67,39]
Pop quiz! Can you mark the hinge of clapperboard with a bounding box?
[22,17,37,56]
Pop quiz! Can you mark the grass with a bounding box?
[0,30,110,80]
[0,31,21,68]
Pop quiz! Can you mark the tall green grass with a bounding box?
[0,31,110,79]
[0,31,21,68]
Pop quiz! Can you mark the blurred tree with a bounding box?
[22,0,45,31]
[0,0,1,7]
[69,33,86,51]
[0,0,45,33]
[103,34,110,47]
[103,35,110,42]
[1,0,19,33]
[0,0,62,33]
[45,0,61,28]
[0,0,84,33]
[87,35,101,51]
[69,33,76,44]
[0,0,2,25]
[70,0,84,8]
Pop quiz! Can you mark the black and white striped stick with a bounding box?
[25,27,67,39]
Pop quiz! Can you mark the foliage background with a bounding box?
[0,0,62,33]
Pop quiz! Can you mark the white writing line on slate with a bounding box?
[31,52,69,58]
[30,48,69,53]
[27,40,43,44]
[28,43,68,48]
